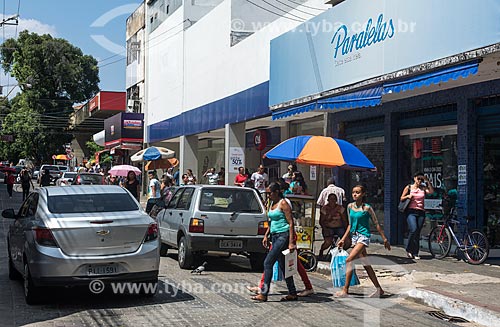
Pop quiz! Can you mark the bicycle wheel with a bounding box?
[298,250,317,272]
[463,230,489,265]
[428,225,452,259]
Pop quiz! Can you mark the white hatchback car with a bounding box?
[4,185,160,304]
[156,185,268,270]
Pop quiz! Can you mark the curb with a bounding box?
[407,288,500,327]
[315,262,500,327]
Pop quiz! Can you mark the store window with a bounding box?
[481,135,500,248]
[400,126,458,238]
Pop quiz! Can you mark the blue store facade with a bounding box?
[269,0,500,246]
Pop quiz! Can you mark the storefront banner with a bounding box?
[228,147,245,172]
[270,0,500,106]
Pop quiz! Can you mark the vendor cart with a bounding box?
[285,194,318,271]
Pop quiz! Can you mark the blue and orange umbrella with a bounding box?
[264,136,375,170]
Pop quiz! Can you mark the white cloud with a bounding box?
[0,14,57,39]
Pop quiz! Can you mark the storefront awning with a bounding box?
[271,102,317,120]
[316,87,382,111]
[271,87,382,120]
[271,61,478,121]
[383,61,479,94]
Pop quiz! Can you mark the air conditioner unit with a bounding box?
[127,99,135,108]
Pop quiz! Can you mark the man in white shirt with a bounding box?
[282,164,296,184]
[203,167,219,185]
[146,170,161,213]
[251,164,269,194]
[317,177,346,207]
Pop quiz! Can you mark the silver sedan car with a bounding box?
[4,185,159,304]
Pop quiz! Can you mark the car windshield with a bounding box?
[42,165,59,171]
[48,193,139,213]
[199,188,262,213]
[79,174,102,184]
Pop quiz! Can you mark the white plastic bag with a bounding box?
[330,247,360,288]
[282,249,298,279]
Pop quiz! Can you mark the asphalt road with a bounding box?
[0,185,483,327]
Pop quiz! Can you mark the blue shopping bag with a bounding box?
[272,261,283,281]
[330,247,360,288]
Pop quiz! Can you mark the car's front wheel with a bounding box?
[178,236,194,269]
[24,262,41,305]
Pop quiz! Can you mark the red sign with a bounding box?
[88,95,99,112]
[253,130,267,151]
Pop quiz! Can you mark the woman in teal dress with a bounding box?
[336,185,391,298]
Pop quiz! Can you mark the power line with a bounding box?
[98,57,125,68]
[259,0,309,20]
[287,0,327,11]
[244,0,305,22]
[273,0,322,16]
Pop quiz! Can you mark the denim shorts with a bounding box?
[352,232,370,246]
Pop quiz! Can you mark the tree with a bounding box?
[0,31,100,163]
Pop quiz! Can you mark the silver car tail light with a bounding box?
[189,218,204,233]
[34,227,59,247]
[257,221,268,235]
[144,223,158,242]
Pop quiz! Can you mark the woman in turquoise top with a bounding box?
[337,185,391,298]
[251,182,298,302]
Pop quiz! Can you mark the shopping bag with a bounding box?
[272,261,283,281]
[282,249,298,279]
[330,247,360,288]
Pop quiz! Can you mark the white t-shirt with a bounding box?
[206,172,219,185]
[317,184,345,206]
[149,178,161,199]
[251,172,268,193]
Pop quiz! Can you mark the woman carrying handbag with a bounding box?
[400,172,434,259]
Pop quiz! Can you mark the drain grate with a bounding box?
[427,311,469,323]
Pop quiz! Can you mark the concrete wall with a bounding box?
[145,0,329,131]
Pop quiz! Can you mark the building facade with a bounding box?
[269,0,500,245]
[142,0,500,246]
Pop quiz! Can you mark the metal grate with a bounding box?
[427,311,469,323]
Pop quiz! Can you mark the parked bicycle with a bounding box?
[428,208,489,265]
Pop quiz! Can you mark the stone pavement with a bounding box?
[315,241,500,327]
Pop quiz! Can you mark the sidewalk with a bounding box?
[314,240,500,327]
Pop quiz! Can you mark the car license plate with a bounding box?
[219,240,242,249]
[87,264,119,276]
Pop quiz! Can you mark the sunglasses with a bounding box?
[417,177,424,181]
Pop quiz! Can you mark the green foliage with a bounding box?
[85,140,111,165]
[0,31,100,163]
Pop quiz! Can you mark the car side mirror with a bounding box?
[2,208,16,219]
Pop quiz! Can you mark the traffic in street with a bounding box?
[0,184,483,327]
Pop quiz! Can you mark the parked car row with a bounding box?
[2,181,267,305]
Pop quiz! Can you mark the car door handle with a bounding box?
[168,211,172,215]
[179,212,183,217]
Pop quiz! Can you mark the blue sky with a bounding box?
[1,0,143,94]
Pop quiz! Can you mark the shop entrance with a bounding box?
[399,126,458,244]
[479,135,500,248]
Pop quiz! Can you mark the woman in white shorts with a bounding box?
[336,185,391,298]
